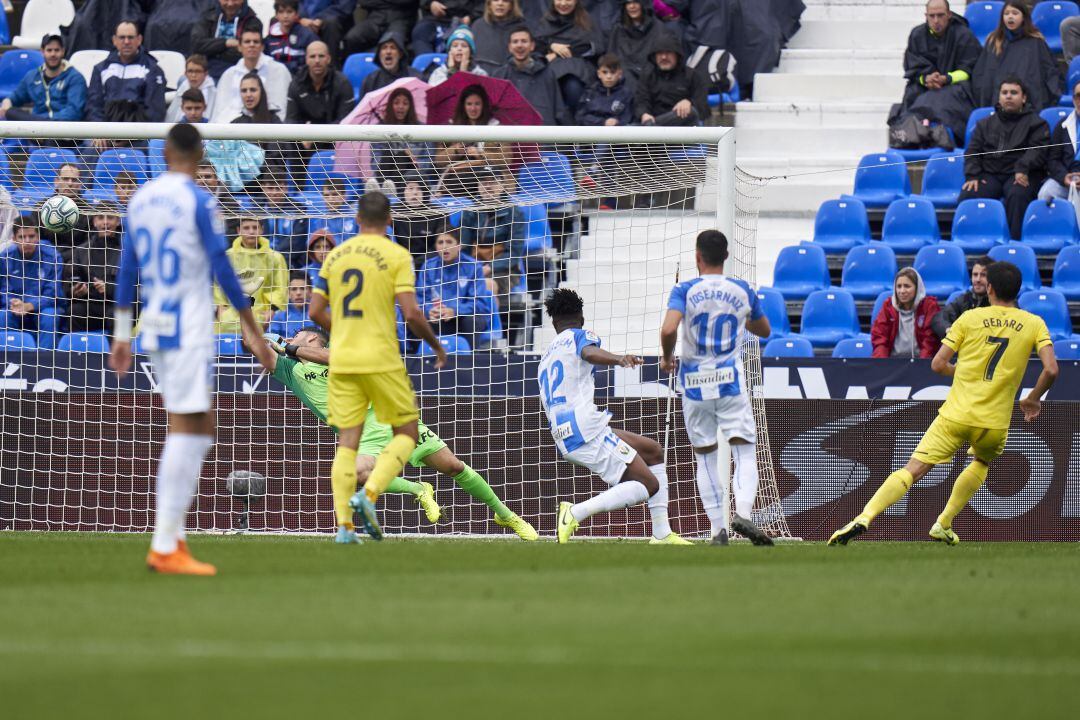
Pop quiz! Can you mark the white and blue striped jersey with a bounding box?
[667,274,763,401]
[117,172,248,351]
[538,328,610,455]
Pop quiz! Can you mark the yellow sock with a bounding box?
[861,468,916,523]
[331,446,359,529]
[937,461,989,529]
[365,434,416,503]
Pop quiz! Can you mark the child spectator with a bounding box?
[871,267,941,359]
[269,272,312,337]
[215,216,289,332]
[417,229,494,349]
[114,172,140,208]
[576,53,633,126]
[266,0,320,72]
[179,89,209,123]
[307,177,358,240]
[0,216,65,349]
[68,204,123,334]
[429,26,489,85]
[304,229,336,287]
[257,174,310,268]
[166,55,217,123]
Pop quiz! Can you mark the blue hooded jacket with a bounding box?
[7,63,87,121]
[269,304,311,338]
[86,47,167,123]
[416,250,493,328]
[0,240,65,314]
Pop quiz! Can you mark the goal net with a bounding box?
[0,121,791,541]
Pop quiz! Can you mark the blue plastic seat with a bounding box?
[216,334,244,355]
[799,288,860,348]
[343,53,376,101]
[0,8,8,45]
[832,335,873,358]
[914,243,969,298]
[951,198,1008,253]
[756,286,791,341]
[514,201,553,253]
[411,52,447,73]
[871,289,892,324]
[85,148,148,202]
[762,336,814,358]
[304,150,338,191]
[1020,198,1079,254]
[1054,338,1080,359]
[1033,1,1079,54]
[1052,245,1080,299]
[146,139,167,178]
[964,107,995,148]
[841,152,911,208]
[1041,106,1070,131]
[772,244,830,300]
[1019,289,1076,340]
[881,197,940,253]
[420,334,471,356]
[707,77,741,106]
[914,151,965,208]
[1062,57,1080,105]
[15,147,77,203]
[811,198,870,253]
[57,332,110,353]
[965,2,1004,44]
[988,243,1041,292]
[516,152,575,204]
[0,49,43,98]
[841,244,897,300]
[0,330,36,350]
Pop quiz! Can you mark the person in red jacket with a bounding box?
[872,267,941,358]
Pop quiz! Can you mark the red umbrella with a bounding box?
[425,72,543,127]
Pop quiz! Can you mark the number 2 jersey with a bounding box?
[940,305,1052,430]
[538,328,610,455]
[667,274,763,400]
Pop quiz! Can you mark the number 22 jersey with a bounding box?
[538,328,610,455]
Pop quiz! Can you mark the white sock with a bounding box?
[647,463,672,539]
[695,449,727,537]
[150,433,213,554]
[732,442,760,519]
[571,480,650,522]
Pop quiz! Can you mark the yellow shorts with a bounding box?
[327,369,419,429]
[912,416,1008,465]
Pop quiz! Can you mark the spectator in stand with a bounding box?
[114,172,139,208]
[166,55,218,123]
[1063,15,1080,64]
[434,85,512,193]
[361,31,423,97]
[257,174,310,268]
[196,161,244,219]
[0,216,65,349]
[959,77,1049,240]
[68,204,124,334]
[86,21,167,127]
[266,0,320,73]
[871,267,941,359]
[304,228,336,286]
[534,0,601,114]
[0,34,86,122]
[308,178,358,240]
[299,0,358,62]
[393,173,444,261]
[417,228,493,348]
[492,26,564,126]
[216,215,290,332]
[213,27,292,123]
[576,54,633,126]
[893,0,981,146]
[228,73,290,183]
[371,88,435,191]
[1039,78,1080,202]
[192,0,263,80]
[634,32,708,126]
[345,0,420,55]
[41,164,91,264]
[178,89,210,123]
[473,0,530,73]
[413,0,485,56]
[606,0,665,86]
[287,41,356,125]
[931,258,990,339]
[971,1,1059,112]
[429,27,489,85]
[269,272,312,337]
[459,166,527,296]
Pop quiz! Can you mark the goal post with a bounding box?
[0,120,790,540]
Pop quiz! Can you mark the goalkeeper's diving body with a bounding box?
[830,261,1058,546]
[540,288,692,545]
[258,326,538,540]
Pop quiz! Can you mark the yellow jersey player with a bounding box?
[829,261,1058,546]
[309,192,448,543]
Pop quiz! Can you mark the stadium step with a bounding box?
[735,101,893,130]
[802,0,936,22]
[736,158,856,217]
[752,73,906,103]
[778,49,903,76]
[563,259,684,284]
[787,20,912,49]
[737,125,886,158]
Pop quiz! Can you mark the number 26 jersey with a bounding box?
[538,328,610,455]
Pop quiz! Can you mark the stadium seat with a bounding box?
[964,107,994,148]
[67,49,108,84]
[707,78,741,107]
[832,335,873,358]
[85,148,148,203]
[1019,289,1076,340]
[756,286,792,341]
[1052,245,1080,299]
[216,334,244,355]
[249,0,276,28]
[811,198,870,253]
[989,243,1041,292]
[870,289,892,324]
[880,197,940,253]
[1033,1,1079,54]
[798,289,860,348]
[914,151,965,208]
[0,9,8,45]
[772,244,830,300]
[420,335,471,356]
[303,150,338,191]
[151,50,186,92]
[411,53,447,74]
[841,151,911,209]
[841,244,897,300]
[0,49,44,99]
[14,147,77,204]
[1019,197,1079,254]
[950,198,1008,253]
[517,152,576,204]
[57,332,110,353]
[1054,338,1080,359]
[146,139,167,178]
[1041,106,1070,131]
[515,201,553,253]
[965,2,1004,45]
[1062,56,1080,105]
[914,243,968,298]
[0,331,36,350]
[12,0,75,49]
[762,337,814,358]
[343,53,377,101]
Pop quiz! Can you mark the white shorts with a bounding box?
[563,429,638,486]
[682,393,757,448]
[149,346,214,414]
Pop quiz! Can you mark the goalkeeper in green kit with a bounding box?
[256,327,538,542]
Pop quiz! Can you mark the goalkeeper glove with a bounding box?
[236,268,266,298]
[263,332,287,354]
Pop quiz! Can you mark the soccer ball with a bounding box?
[40,195,80,233]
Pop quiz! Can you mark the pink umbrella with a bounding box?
[425,72,543,127]
[334,77,429,178]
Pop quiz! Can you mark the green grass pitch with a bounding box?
[2,533,1078,719]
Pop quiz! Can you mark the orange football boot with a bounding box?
[146,547,217,576]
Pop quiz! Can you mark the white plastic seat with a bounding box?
[12,0,76,49]
[67,50,108,83]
